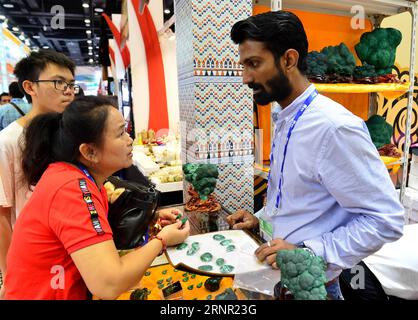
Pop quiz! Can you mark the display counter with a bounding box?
[96,205,269,301]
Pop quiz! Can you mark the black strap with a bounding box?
[9,102,25,117]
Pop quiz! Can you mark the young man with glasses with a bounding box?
[0,50,76,298]
[0,82,32,131]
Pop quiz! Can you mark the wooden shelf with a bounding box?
[313,82,411,94]
[283,0,416,17]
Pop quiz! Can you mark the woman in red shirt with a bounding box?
[4,96,190,300]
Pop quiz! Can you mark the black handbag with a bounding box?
[106,174,160,250]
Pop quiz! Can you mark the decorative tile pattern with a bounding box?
[176,0,254,212]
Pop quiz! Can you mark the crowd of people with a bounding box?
[0,10,414,301]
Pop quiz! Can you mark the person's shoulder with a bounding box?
[312,94,364,130]
[43,163,98,192]
[0,121,23,144]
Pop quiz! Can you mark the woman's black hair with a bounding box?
[230,11,308,74]
[22,95,117,186]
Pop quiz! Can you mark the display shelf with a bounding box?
[152,180,183,193]
[313,82,410,94]
[282,0,417,18]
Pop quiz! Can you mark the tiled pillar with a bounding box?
[176,0,254,212]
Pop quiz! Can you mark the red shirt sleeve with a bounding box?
[49,178,113,254]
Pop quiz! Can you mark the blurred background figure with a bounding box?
[0,82,31,131]
[0,93,11,105]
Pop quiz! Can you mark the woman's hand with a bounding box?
[157,208,183,227]
[158,220,190,247]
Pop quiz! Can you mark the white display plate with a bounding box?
[165,230,269,276]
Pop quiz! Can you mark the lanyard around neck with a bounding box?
[76,163,96,184]
[268,89,318,213]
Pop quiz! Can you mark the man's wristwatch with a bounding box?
[298,243,315,256]
[149,235,167,256]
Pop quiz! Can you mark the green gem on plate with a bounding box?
[220,239,233,246]
[226,245,236,252]
[187,242,200,256]
[220,265,234,273]
[216,258,225,266]
[213,234,226,241]
[198,265,213,272]
[176,243,188,250]
[200,252,213,262]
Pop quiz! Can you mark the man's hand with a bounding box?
[226,209,259,230]
[254,238,297,269]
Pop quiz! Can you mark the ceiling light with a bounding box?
[86,23,90,27]
[19,34,25,40]
[86,30,92,34]
[89,58,93,63]
[42,45,49,49]
[88,52,93,56]
[3,4,14,9]
[33,35,40,39]
[164,9,170,14]
[0,15,6,20]
[82,3,89,8]
[84,19,91,24]
[12,26,19,32]
[94,8,104,13]
[87,40,92,44]
[88,46,93,50]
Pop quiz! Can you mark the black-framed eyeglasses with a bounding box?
[33,79,81,94]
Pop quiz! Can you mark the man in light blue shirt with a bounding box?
[0,82,31,131]
[227,11,404,299]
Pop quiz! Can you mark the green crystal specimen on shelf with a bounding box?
[226,245,236,252]
[157,279,164,285]
[176,243,188,250]
[158,284,164,289]
[198,265,213,271]
[145,271,151,276]
[174,269,179,272]
[166,277,172,283]
[187,285,194,290]
[197,282,203,288]
[220,239,233,246]
[182,273,188,277]
[220,265,234,273]
[207,295,212,300]
[191,274,196,279]
[216,258,225,266]
[162,270,167,275]
[182,277,189,282]
[200,252,213,262]
[213,234,226,241]
[187,242,200,256]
